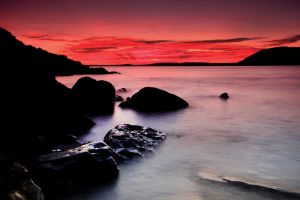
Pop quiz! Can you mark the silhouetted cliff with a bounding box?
[0,28,97,156]
[0,27,112,75]
[110,47,300,66]
[239,47,300,66]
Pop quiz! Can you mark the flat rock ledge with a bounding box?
[104,124,166,160]
[33,142,119,194]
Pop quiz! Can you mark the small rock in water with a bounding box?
[219,92,230,100]
[118,88,128,93]
[115,95,124,102]
[104,124,166,160]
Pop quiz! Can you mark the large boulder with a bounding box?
[104,124,166,160]
[0,155,44,200]
[119,87,188,112]
[72,77,116,115]
[115,95,124,102]
[33,142,119,195]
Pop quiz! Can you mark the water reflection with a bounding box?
[57,66,300,200]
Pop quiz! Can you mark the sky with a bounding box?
[1,0,300,65]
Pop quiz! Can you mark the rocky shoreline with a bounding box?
[0,26,188,199]
[0,27,240,200]
[1,70,186,199]
[1,123,168,200]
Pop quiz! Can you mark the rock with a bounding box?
[219,92,230,100]
[115,95,124,102]
[1,28,98,155]
[117,88,128,93]
[239,47,300,66]
[72,77,116,115]
[0,27,115,76]
[109,71,121,74]
[119,87,188,112]
[38,134,83,152]
[0,154,44,200]
[33,142,119,193]
[104,124,166,159]
[1,71,95,156]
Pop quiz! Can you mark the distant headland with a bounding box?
[0,27,117,76]
[91,47,300,67]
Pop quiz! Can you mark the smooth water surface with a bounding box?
[57,66,300,200]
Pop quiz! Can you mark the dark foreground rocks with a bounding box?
[0,155,44,200]
[115,95,124,102]
[104,124,166,159]
[119,87,188,112]
[0,28,168,199]
[33,142,119,195]
[72,77,116,115]
[31,124,166,197]
[117,88,128,93]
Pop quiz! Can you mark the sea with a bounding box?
[56,66,300,200]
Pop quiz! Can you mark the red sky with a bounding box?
[1,0,300,65]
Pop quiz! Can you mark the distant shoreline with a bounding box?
[89,47,300,67]
[89,64,300,67]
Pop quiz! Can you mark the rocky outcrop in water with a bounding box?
[104,124,166,159]
[0,155,44,200]
[219,92,230,100]
[115,95,124,102]
[119,87,188,112]
[117,88,128,93]
[72,77,116,115]
[33,142,119,195]
[0,27,167,200]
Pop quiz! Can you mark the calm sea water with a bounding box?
[57,66,300,200]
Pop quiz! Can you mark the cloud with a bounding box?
[23,34,67,42]
[73,46,118,53]
[183,37,264,44]
[63,36,261,64]
[133,39,173,44]
[266,34,300,46]
[57,35,264,55]
[118,37,263,45]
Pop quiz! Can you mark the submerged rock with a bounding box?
[0,155,44,200]
[72,77,116,115]
[104,124,166,160]
[219,92,230,100]
[117,88,128,93]
[119,87,188,112]
[115,95,124,102]
[33,142,119,193]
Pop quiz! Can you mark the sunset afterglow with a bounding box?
[1,0,300,65]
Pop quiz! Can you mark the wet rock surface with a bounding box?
[104,124,167,160]
[0,155,44,200]
[33,142,119,194]
[115,95,124,102]
[119,87,188,112]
